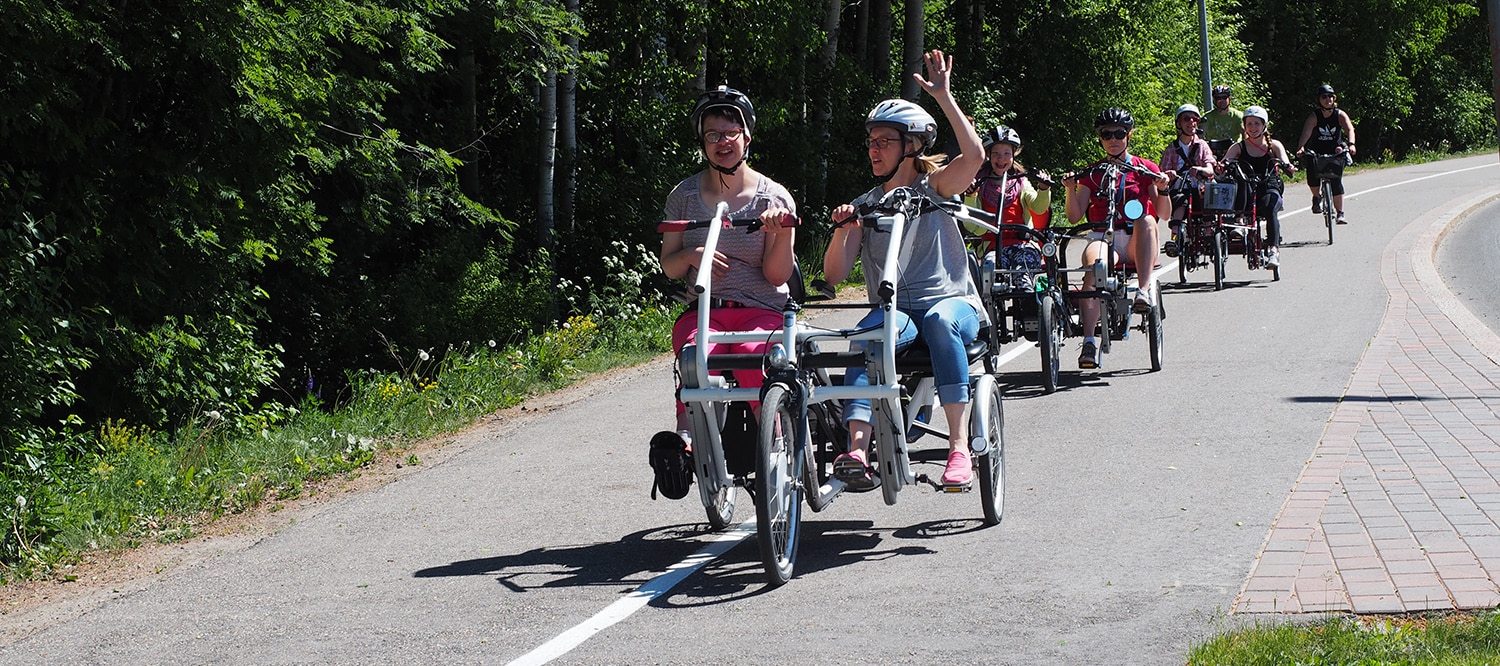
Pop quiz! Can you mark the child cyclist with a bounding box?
[823,50,987,490]
[649,86,796,500]
[965,125,1052,271]
[1062,108,1170,370]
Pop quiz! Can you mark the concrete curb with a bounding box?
[1411,187,1500,367]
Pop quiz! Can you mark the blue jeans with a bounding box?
[843,297,982,424]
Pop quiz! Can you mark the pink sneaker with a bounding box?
[941,450,973,487]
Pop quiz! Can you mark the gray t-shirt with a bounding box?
[663,172,796,311]
[851,177,988,323]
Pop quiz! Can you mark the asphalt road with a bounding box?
[2,155,1497,665]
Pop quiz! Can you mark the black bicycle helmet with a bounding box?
[690,85,756,175]
[1211,84,1231,98]
[1316,84,1336,97]
[1094,107,1134,129]
[690,85,756,137]
[982,125,1023,153]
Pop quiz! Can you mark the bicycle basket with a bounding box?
[1203,181,1239,211]
[1309,154,1345,180]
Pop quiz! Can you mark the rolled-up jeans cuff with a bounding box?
[936,383,970,406]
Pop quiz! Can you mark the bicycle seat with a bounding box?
[893,330,991,375]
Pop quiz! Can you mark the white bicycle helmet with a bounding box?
[866,99,938,153]
[1243,105,1269,123]
[1174,103,1202,120]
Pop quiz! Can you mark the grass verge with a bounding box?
[1,309,674,584]
[1190,611,1500,664]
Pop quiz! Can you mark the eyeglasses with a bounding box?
[703,128,745,144]
[1097,129,1129,140]
[865,136,901,150]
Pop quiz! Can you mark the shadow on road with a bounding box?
[659,518,983,606]
[411,523,714,592]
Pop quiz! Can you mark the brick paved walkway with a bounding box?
[1236,189,1500,614]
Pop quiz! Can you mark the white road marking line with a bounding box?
[506,521,755,666]
[1283,161,1498,217]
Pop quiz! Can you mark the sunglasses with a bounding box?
[1319,94,1336,99]
[1098,129,1129,140]
[1180,116,1201,123]
[703,128,745,143]
[1213,94,1230,100]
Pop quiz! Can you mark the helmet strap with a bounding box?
[873,132,919,184]
[709,156,745,176]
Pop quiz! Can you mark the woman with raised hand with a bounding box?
[823,50,987,491]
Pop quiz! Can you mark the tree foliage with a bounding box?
[0,0,1492,501]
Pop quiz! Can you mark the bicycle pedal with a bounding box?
[940,483,972,494]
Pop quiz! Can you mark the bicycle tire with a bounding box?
[1322,182,1335,245]
[1177,248,1188,285]
[973,377,1005,526]
[754,384,802,587]
[1148,284,1164,372]
[700,481,736,530]
[1039,293,1060,394]
[1212,229,1227,291]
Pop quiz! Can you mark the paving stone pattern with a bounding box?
[1236,193,1500,614]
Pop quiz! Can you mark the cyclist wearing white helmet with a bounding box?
[964,125,1052,270]
[824,50,986,490]
[1221,105,1295,267]
[650,85,797,500]
[1159,103,1219,257]
[1295,84,1356,224]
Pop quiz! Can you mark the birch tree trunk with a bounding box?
[537,68,557,252]
[558,0,578,233]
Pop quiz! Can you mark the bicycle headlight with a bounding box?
[1041,241,1057,258]
[768,343,791,370]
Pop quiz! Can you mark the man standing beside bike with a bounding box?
[1062,108,1170,370]
[1295,84,1357,224]
[649,86,797,501]
[1220,105,1295,267]
[1201,85,1244,160]
[1158,103,1219,259]
[965,125,1052,270]
[824,50,987,490]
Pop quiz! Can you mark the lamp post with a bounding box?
[1198,0,1213,109]
[1489,0,1500,160]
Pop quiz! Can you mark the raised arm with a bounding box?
[915,51,984,198]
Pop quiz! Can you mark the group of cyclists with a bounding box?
[648,50,1356,501]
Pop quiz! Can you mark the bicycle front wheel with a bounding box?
[973,377,1006,526]
[754,384,803,587]
[1212,229,1227,291]
[1322,182,1335,245]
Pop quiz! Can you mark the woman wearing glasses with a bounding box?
[649,86,797,500]
[823,50,987,490]
[1295,84,1357,224]
[1062,108,1170,369]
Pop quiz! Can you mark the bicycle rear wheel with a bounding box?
[973,377,1006,526]
[1039,293,1060,394]
[754,384,803,587]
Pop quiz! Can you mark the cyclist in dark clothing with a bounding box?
[1222,106,1295,267]
[1295,84,1357,224]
